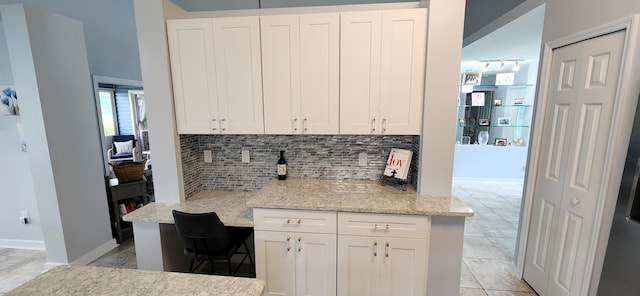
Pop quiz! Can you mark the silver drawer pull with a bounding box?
[286,219,291,224]
[297,219,302,224]
[374,224,378,229]
[386,224,390,230]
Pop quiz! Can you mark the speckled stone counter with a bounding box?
[247,178,474,217]
[6,265,265,296]
[123,190,254,227]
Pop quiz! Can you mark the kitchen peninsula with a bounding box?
[6,265,265,296]
[124,178,473,295]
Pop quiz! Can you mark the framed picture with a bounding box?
[471,92,485,106]
[497,117,511,126]
[513,98,525,105]
[462,72,481,85]
[495,72,515,85]
[478,118,490,126]
[494,138,507,146]
[494,99,502,106]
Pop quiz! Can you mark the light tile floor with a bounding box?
[1,181,538,295]
[453,180,539,296]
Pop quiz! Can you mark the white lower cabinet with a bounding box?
[254,209,429,296]
[254,209,337,296]
[337,236,427,296]
[337,212,429,296]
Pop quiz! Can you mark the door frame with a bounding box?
[92,75,143,175]
[516,14,640,295]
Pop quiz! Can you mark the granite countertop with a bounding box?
[122,190,254,227]
[6,265,265,296]
[246,179,474,217]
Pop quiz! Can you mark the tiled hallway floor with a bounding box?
[1,181,538,295]
[453,180,538,296]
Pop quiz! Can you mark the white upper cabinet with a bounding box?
[261,13,339,134]
[379,9,426,135]
[340,11,383,135]
[212,16,265,134]
[167,18,219,134]
[168,17,264,134]
[340,9,426,135]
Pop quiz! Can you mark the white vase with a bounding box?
[478,131,489,145]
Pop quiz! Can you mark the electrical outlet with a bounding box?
[358,153,368,166]
[204,150,212,163]
[242,150,250,163]
[20,210,29,225]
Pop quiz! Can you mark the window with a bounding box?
[98,89,117,137]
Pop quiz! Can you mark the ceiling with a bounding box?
[460,4,545,73]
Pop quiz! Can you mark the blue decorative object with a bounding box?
[0,86,18,115]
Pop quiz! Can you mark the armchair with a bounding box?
[107,135,142,163]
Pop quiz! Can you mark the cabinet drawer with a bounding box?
[338,212,430,238]
[254,208,337,234]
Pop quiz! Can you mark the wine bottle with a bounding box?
[277,150,287,180]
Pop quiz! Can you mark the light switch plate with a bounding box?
[204,150,212,163]
[242,150,250,163]
[358,153,367,166]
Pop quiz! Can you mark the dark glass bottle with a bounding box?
[277,151,287,180]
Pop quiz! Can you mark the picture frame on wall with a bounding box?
[471,92,485,106]
[494,138,507,146]
[462,72,481,85]
[497,117,511,126]
[478,118,490,126]
[494,99,502,106]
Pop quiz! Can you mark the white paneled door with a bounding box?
[524,30,625,296]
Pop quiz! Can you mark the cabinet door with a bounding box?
[379,9,426,135]
[379,238,428,296]
[261,15,301,134]
[300,13,340,134]
[166,19,219,134]
[295,233,337,296]
[339,11,382,134]
[255,231,297,296]
[337,235,380,296]
[212,16,264,134]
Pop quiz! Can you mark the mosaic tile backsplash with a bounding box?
[180,135,420,195]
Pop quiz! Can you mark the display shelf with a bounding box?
[457,125,530,128]
[459,83,534,88]
[459,104,532,108]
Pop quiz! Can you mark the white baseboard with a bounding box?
[0,239,45,250]
[71,239,118,266]
[43,262,66,272]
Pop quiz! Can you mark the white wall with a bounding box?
[0,116,43,248]
[2,4,113,264]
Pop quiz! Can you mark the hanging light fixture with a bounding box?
[512,61,520,71]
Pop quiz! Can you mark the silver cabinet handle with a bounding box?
[374,224,378,229]
[297,219,301,224]
[293,118,298,132]
[371,118,376,132]
[286,236,291,252]
[298,237,302,252]
[373,241,378,257]
[386,224,390,230]
[303,118,308,132]
[286,219,291,224]
[385,242,390,258]
[221,118,227,131]
[382,118,387,132]
[572,198,581,206]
